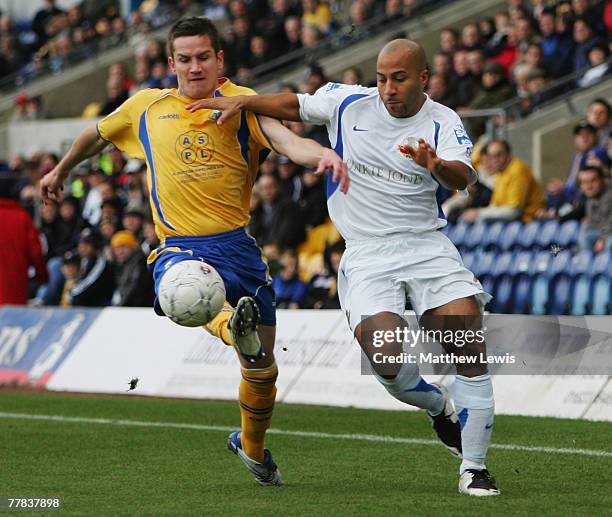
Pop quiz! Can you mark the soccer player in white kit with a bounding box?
[187,39,500,496]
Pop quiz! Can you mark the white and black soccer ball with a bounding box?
[158,260,226,327]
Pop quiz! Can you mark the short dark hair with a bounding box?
[167,17,220,56]
[589,98,611,118]
[579,166,606,179]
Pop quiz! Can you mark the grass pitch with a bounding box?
[1,391,611,516]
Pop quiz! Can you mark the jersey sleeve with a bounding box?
[246,111,273,150]
[97,92,147,159]
[298,82,367,125]
[435,114,475,169]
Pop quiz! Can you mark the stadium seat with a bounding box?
[463,221,488,251]
[530,251,553,315]
[535,219,560,250]
[472,251,496,301]
[548,250,573,315]
[516,221,541,250]
[482,221,506,251]
[510,251,533,313]
[498,220,523,251]
[490,252,515,313]
[557,220,580,249]
[570,251,593,315]
[591,252,612,315]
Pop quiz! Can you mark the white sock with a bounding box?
[376,362,445,414]
[451,374,495,475]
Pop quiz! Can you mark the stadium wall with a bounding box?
[0,306,610,422]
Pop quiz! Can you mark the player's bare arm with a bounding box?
[401,138,475,190]
[259,116,349,194]
[186,93,301,125]
[40,124,108,203]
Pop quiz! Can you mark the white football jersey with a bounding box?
[298,83,476,240]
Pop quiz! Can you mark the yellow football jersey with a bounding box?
[97,80,272,239]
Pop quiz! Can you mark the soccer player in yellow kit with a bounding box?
[40,16,348,486]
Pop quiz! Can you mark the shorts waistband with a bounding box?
[164,227,251,246]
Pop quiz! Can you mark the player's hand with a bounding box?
[400,138,443,174]
[185,96,243,125]
[40,167,65,204]
[315,149,349,194]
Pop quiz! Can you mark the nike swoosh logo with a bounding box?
[485,423,493,429]
[352,125,368,132]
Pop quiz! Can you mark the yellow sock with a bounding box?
[204,301,234,346]
[239,363,278,462]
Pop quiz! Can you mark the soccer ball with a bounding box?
[158,260,226,327]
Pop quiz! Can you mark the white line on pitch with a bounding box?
[1,412,611,459]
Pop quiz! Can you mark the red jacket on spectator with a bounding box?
[0,198,48,305]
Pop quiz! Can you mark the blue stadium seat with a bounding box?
[529,251,553,314]
[548,250,573,315]
[517,221,541,250]
[463,221,488,251]
[488,252,514,313]
[499,221,523,252]
[591,252,612,315]
[510,251,533,313]
[448,221,469,250]
[472,251,496,300]
[557,220,580,249]
[482,221,506,251]
[536,219,560,250]
[570,251,593,315]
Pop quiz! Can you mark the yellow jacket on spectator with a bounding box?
[489,157,544,223]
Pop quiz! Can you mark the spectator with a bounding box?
[122,209,145,240]
[535,177,572,220]
[59,251,80,307]
[450,50,478,107]
[277,156,303,202]
[462,139,544,223]
[342,66,363,85]
[99,75,129,116]
[301,0,331,34]
[33,0,64,48]
[538,9,574,77]
[249,173,306,249]
[461,22,482,52]
[578,43,612,88]
[283,16,302,53]
[272,248,307,309]
[426,73,456,108]
[69,228,115,306]
[303,240,344,309]
[572,18,601,72]
[299,167,327,228]
[141,219,160,256]
[439,27,459,54]
[110,230,155,307]
[0,172,48,305]
[566,121,611,201]
[586,98,612,147]
[577,166,612,253]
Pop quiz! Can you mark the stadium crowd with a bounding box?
[0,0,611,311]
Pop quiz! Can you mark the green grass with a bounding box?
[1,391,611,516]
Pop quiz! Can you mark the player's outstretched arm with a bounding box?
[40,124,109,204]
[402,138,475,190]
[186,93,301,125]
[260,116,349,194]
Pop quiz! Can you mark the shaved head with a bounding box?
[379,39,427,73]
[376,39,429,118]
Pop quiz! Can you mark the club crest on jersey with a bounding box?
[453,124,472,145]
[397,136,419,159]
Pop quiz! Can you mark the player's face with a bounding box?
[376,50,428,118]
[168,35,224,99]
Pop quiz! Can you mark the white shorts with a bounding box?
[338,231,491,332]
